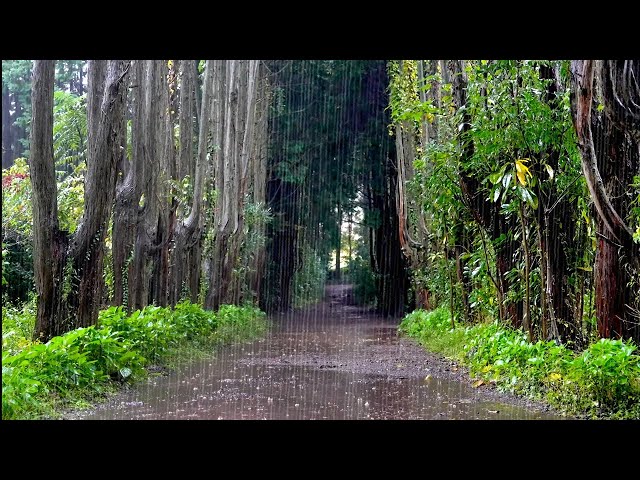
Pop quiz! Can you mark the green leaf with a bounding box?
[502,173,512,188]
[545,164,554,180]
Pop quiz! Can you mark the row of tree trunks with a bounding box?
[170,59,214,306]
[31,60,130,341]
[206,60,261,309]
[249,64,270,304]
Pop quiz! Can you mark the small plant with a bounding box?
[565,339,640,415]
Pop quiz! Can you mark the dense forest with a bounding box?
[2,60,639,419]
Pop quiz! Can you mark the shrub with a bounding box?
[2,301,267,419]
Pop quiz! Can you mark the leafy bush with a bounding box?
[399,308,640,419]
[2,301,267,419]
[399,306,453,338]
[349,257,377,306]
[2,300,37,356]
[560,339,640,416]
[292,245,327,308]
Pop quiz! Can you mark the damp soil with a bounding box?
[65,284,570,420]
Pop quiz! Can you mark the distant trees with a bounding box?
[264,60,409,314]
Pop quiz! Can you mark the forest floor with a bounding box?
[65,284,569,419]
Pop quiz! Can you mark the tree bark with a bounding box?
[31,60,130,340]
[66,60,130,327]
[570,60,640,342]
[113,60,144,309]
[30,60,68,341]
[171,59,214,304]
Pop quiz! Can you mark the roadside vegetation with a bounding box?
[399,308,640,419]
[2,299,267,419]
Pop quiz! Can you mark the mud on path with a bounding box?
[68,284,568,420]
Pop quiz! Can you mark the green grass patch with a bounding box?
[2,301,267,419]
[399,308,640,419]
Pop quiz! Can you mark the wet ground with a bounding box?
[68,284,568,420]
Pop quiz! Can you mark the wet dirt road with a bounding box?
[71,284,566,420]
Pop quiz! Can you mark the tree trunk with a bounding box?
[570,60,640,342]
[31,60,130,340]
[249,65,269,303]
[171,59,214,304]
[113,60,144,309]
[533,63,579,343]
[129,60,163,310]
[30,60,67,341]
[66,60,130,328]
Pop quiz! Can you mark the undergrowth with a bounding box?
[399,307,640,419]
[2,301,267,419]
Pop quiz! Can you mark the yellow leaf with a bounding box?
[515,158,531,186]
[473,379,484,388]
[548,373,562,382]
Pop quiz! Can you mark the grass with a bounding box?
[2,300,267,420]
[399,307,640,419]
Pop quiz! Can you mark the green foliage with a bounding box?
[632,175,640,244]
[234,201,272,303]
[2,60,33,155]
[2,299,37,356]
[2,108,86,301]
[2,302,267,419]
[2,159,32,237]
[292,244,327,308]
[561,339,640,416]
[399,307,466,360]
[53,90,87,169]
[400,308,640,419]
[1,159,34,301]
[350,256,377,306]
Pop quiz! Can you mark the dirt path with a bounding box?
[68,284,567,420]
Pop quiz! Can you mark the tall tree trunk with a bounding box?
[129,60,163,310]
[535,63,579,342]
[249,66,269,304]
[336,201,342,279]
[30,60,68,341]
[31,60,130,340]
[171,59,214,304]
[571,60,640,342]
[67,60,130,328]
[206,60,261,309]
[113,60,144,309]
[150,60,175,307]
[371,61,409,316]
